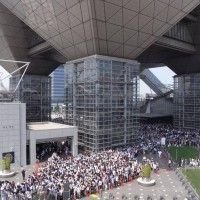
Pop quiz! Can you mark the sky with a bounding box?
[0,65,176,95]
[0,65,10,90]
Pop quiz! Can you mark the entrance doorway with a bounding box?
[36,138,72,162]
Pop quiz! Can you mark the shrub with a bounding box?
[89,194,98,200]
[142,163,151,179]
[0,155,11,171]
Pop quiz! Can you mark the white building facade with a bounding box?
[0,103,26,166]
[0,103,78,166]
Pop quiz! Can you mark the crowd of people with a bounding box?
[0,122,200,200]
[0,147,160,200]
[188,158,200,167]
[140,122,200,148]
[36,141,71,162]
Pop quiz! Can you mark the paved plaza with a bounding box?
[0,164,34,183]
[1,164,189,200]
[87,169,188,200]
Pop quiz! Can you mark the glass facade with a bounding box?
[10,75,51,122]
[51,66,65,105]
[65,55,140,152]
[165,20,194,44]
[174,73,200,129]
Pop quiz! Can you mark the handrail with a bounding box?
[176,168,200,199]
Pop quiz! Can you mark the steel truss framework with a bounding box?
[10,74,51,122]
[174,73,200,129]
[0,59,30,102]
[65,55,140,152]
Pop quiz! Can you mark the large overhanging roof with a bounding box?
[0,3,28,73]
[0,0,199,62]
[137,45,200,75]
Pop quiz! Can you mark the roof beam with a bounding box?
[155,36,196,54]
[28,41,52,56]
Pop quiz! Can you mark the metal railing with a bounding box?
[175,168,199,200]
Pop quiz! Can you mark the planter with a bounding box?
[0,170,16,178]
[137,177,156,187]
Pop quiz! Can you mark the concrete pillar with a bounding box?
[124,64,127,144]
[72,128,78,156]
[29,136,36,165]
[20,103,26,166]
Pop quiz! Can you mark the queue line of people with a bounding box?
[0,148,159,200]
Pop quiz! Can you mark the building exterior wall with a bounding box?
[149,97,173,115]
[51,66,65,105]
[65,55,140,152]
[174,73,200,129]
[10,75,51,122]
[0,103,26,166]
